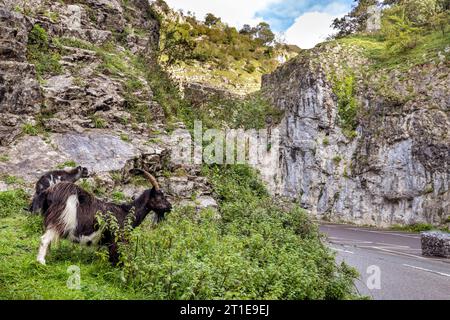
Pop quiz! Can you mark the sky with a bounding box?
[164,0,355,49]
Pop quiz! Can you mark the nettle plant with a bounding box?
[114,165,359,300]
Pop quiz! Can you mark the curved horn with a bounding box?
[130,169,160,190]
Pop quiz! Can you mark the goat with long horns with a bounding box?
[36,169,172,265]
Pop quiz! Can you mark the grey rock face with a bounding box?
[0,8,42,145]
[421,231,450,258]
[0,2,214,211]
[0,131,159,182]
[54,132,139,173]
[262,44,449,227]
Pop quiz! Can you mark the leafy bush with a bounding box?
[391,223,434,233]
[180,92,283,130]
[116,165,359,299]
[331,72,359,138]
[0,190,29,218]
[382,7,423,54]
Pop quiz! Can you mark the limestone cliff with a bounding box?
[0,0,216,210]
[262,41,449,227]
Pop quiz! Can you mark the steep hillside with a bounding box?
[0,0,217,209]
[153,0,299,96]
[261,31,449,227]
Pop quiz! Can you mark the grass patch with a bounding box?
[391,223,449,233]
[111,191,127,204]
[1,175,25,186]
[22,123,41,136]
[337,31,450,72]
[120,134,130,142]
[89,115,107,129]
[27,24,62,78]
[56,161,77,169]
[0,190,29,218]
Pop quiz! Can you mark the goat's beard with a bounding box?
[153,211,166,224]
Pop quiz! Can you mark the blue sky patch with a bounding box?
[256,0,354,32]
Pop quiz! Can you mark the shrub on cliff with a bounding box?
[27,24,62,78]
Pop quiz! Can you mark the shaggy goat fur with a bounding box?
[30,166,89,214]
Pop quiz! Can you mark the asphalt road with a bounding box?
[320,223,450,300]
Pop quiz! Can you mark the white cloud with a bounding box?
[163,0,351,49]
[164,0,279,28]
[285,11,344,49]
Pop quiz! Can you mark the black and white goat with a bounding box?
[35,169,172,265]
[30,166,89,214]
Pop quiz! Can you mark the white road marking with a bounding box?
[403,264,450,278]
[369,246,426,260]
[328,237,373,244]
[330,247,355,254]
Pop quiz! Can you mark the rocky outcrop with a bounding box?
[262,43,449,227]
[0,128,216,210]
[0,8,42,145]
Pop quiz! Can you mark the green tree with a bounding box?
[254,22,275,45]
[332,0,379,37]
[161,23,197,65]
[239,24,254,36]
[205,13,221,26]
[382,5,422,52]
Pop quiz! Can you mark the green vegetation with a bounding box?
[90,115,107,129]
[179,92,283,130]
[112,191,127,204]
[120,134,130,142]
[1,175,25,186]
[337,31,449,71]
[0,165,359,299]
[43,10,59,23]
[159,11,283,67]
[332,0,449,71]
[56,161,77,169]
[22,123,40,136]
[330,72,359,138]
[27,24,62,78]
[0,189,28,218]
[78,179,94,193]
[391,222,449,233]
[0,154,10,162]
[155,1,299,92]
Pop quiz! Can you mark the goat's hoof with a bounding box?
[37,258,46,265]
